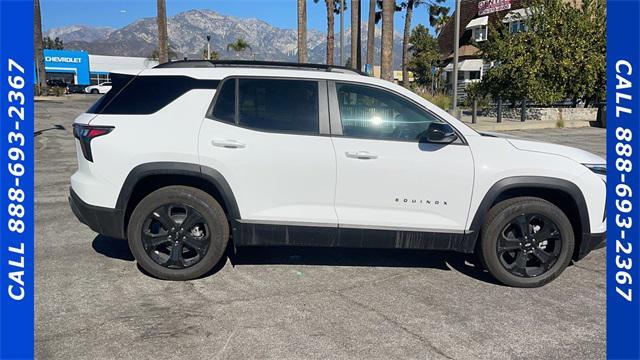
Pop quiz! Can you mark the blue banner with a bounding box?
[0,0,35,359]
[607,0,640,358]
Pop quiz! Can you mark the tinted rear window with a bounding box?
[210,79,236,123]
[87,75,219,115]
[238,78,319,134]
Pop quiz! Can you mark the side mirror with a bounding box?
[421,122,458,144]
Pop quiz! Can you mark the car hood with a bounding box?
[506,138,605,164]
[479,131,605,164]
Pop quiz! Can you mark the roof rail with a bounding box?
[154,60,365,76]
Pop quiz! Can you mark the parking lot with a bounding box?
[36,95,605,360]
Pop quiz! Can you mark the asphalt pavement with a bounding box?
[35,95,606,359]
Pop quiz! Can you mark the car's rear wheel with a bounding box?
[127,186,229,280]
[479,197,574,287]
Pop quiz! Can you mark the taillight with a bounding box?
[72,124,114,162]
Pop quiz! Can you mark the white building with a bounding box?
[88,54,158,84]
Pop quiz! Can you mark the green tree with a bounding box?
[226,38,252,58]
[407,24,439,86]
[202,48,220,60]
[479,0,605,106]
[148,47,178,61]
[428,4,449,35]
[400,0,446,87]
[43,36,64,50]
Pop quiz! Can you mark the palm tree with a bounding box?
[297,0,308,63]
[149,47,178,61]
[314,0,340,65]
[34,0,47,95]
[380,0,395,80]
[350,0,360,69]
[227,39,253,59]
[429,4,450,36]
[365,0,376,68]
[400,0,426,87]
[156,0,169,63]
[202,48,219,60]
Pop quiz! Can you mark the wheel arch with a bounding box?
[467,176,590,259]
[115,162,241,237]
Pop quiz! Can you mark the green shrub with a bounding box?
[414,87,451,111]
[463,81,491,109]
[47,86,66,97]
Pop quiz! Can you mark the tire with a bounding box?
[478,197,575,288]
[127,186,229,280]
[91,89,99,94]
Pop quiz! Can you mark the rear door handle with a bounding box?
[211,139,246,149]
[345,151,378,160]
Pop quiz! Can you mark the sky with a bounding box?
[40,0,454,35]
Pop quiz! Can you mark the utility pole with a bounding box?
[356,0,362,70]
[451,0,461,113]
[340,0,345,66]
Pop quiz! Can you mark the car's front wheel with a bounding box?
[479,197,575,287]
[127,186,229,280]
[91,89,99,94]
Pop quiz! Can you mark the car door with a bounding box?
[198,77,338,226]
[329,81,474,233]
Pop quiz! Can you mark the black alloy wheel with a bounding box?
[497,213,562,278]
[479,197,575,287]
[142,203,210,269]
[127,186,229,280]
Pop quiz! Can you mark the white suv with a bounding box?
[69,60,606,287]
[84,81,112,94]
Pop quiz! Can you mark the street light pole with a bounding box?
[451,0,461,113]
[206,35,211,60]
[340,0,345,66]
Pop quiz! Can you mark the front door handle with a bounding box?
[211,139,246,149]
[345,151,378,160]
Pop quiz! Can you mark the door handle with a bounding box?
[345,151,378,160]
[211,139,246,149]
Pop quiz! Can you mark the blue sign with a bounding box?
[41,49,90,85]
[364,63,373,76]
[0,0,35,358]
[607,0,640,358]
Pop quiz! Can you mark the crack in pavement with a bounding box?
[331,290,455,360]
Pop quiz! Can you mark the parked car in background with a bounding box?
[46,79,67,88]
[66,84,87,94]
[84,82,112,94]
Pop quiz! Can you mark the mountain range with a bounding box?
[45,9,404,67]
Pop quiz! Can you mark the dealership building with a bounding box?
[38,49,158,85]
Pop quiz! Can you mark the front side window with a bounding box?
[336,83,441,141]
[238,79,319,134]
